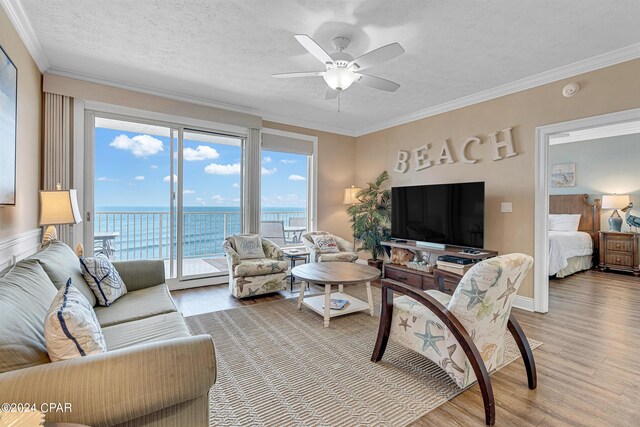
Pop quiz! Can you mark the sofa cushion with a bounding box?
[30,240,97,306]
[44,279,107,362]
[0,260,58,373]
[102,312,191,351]
[234,258,288,277]
[80,254,128,306]
[94,284,177,327]
[318,252,358,263]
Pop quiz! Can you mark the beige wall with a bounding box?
[263,121,356,241]
[355,59,640,299]
[0,7,42,240]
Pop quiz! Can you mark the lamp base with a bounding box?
[42,225,58,245]
[608,216,623,232]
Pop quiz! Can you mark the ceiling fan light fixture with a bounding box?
[323,67,357,91]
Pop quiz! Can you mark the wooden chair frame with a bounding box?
[371,279,536,426]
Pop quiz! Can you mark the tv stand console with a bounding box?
[382,240,498,294]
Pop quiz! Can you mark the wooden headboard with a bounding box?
[549,194,601,250]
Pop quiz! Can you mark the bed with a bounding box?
[549,194,601,278]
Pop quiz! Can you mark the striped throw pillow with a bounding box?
[80,254,128,306]
[44,279,106,362]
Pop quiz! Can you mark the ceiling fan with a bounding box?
[273,34,405,100]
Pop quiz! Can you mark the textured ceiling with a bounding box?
[19,0,640,135]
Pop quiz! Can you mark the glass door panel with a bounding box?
[178,129,244,280]
[92,117,177,280]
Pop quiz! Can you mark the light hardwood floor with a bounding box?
[171,270,640,426]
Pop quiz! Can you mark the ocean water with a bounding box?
[94,206,305,260]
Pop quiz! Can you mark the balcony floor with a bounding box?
[163,257,228,279]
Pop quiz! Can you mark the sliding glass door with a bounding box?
[90,115,244,283]
[177,129,244,280]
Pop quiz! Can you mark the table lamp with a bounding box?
[39,187,82,245]
[601,194,630,232]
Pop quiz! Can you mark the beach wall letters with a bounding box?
[393,127,517,173]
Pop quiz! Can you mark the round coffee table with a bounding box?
[293,262,381,327]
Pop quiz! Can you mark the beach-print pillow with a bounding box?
[79,254,127,306]
[233,235,267,259]
[311,235,340,253]
[44,279,106,362]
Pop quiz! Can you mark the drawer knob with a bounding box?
[616,258,621,262]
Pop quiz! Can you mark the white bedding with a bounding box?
[548,231,593,276]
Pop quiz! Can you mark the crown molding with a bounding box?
[0,0,50,71]
[47,67,360,137]
[354,42,640,136]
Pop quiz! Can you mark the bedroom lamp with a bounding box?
[39,187,82,245]
[601,194,630,232]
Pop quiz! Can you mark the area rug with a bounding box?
[186,288,542,427]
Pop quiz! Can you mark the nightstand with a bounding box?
[598,231,640,276]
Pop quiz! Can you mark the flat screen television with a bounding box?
[391,182,485,248]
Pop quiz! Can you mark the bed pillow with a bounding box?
[311,234,340,253]
[44,279,106,362]
[79,254,128,306]
[233,235,267,259]
[549,214,581,232]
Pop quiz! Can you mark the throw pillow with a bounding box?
[79,254,128,306]
[549,214,581,232]
[233,235,267,259]
[44,279,106,362]
[311,234,340,253]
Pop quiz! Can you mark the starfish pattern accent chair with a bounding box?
[371,253,536,426]
[222,235,288,299]
[302,231,358,263]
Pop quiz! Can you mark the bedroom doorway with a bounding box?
[534,107,640,313]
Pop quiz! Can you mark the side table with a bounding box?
[283,250,310,292]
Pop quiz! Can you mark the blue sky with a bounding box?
[94,128,308,209]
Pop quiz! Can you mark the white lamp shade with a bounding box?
[323,68,357,91]
[39,189,83,226]
[601,194,630,210]
[343,186,362,205]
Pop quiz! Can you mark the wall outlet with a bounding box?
[501,202,513,213]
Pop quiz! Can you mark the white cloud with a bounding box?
[96,176,114,182]
[288,174,305,181]
[134,176,145,181]
[280,159,296,164]
[110,134,164,158]
[261,166,277,175]
[211,195,225,204]
[263,156,272,163]
[232,198,241,203]
[195,197,206,206]
[261,193,306,207]
[150,165,159,169]
[183,145,220,161]
[231,183,240,189]
[204,163,240,175]
[183,189,195,194]
[163,174,177,183]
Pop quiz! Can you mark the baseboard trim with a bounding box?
[512,295,535,312]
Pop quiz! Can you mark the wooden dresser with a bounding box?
[598,231,640,276]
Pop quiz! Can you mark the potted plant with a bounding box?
[347,171,392,270]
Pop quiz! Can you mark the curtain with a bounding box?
[243,128,261,234]
[43,92,75,244]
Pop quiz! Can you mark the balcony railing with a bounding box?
[94,210,305,261]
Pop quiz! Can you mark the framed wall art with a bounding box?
[551,162,576,188]
[0,44,17,206]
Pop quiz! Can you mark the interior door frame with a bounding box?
[534,107,640,313]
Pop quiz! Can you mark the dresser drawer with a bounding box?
[605,236,633,253]
[384,267,423,288]
[605,251,633,267]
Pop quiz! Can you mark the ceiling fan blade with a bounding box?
[348,42,404,71]
[355,73,400,92]
[325,88,339,99]
[272,71,325,78]
[294,34,335,66]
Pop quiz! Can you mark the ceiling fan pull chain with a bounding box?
[338,92,341,113]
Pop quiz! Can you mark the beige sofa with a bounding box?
[0,241,216,427]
